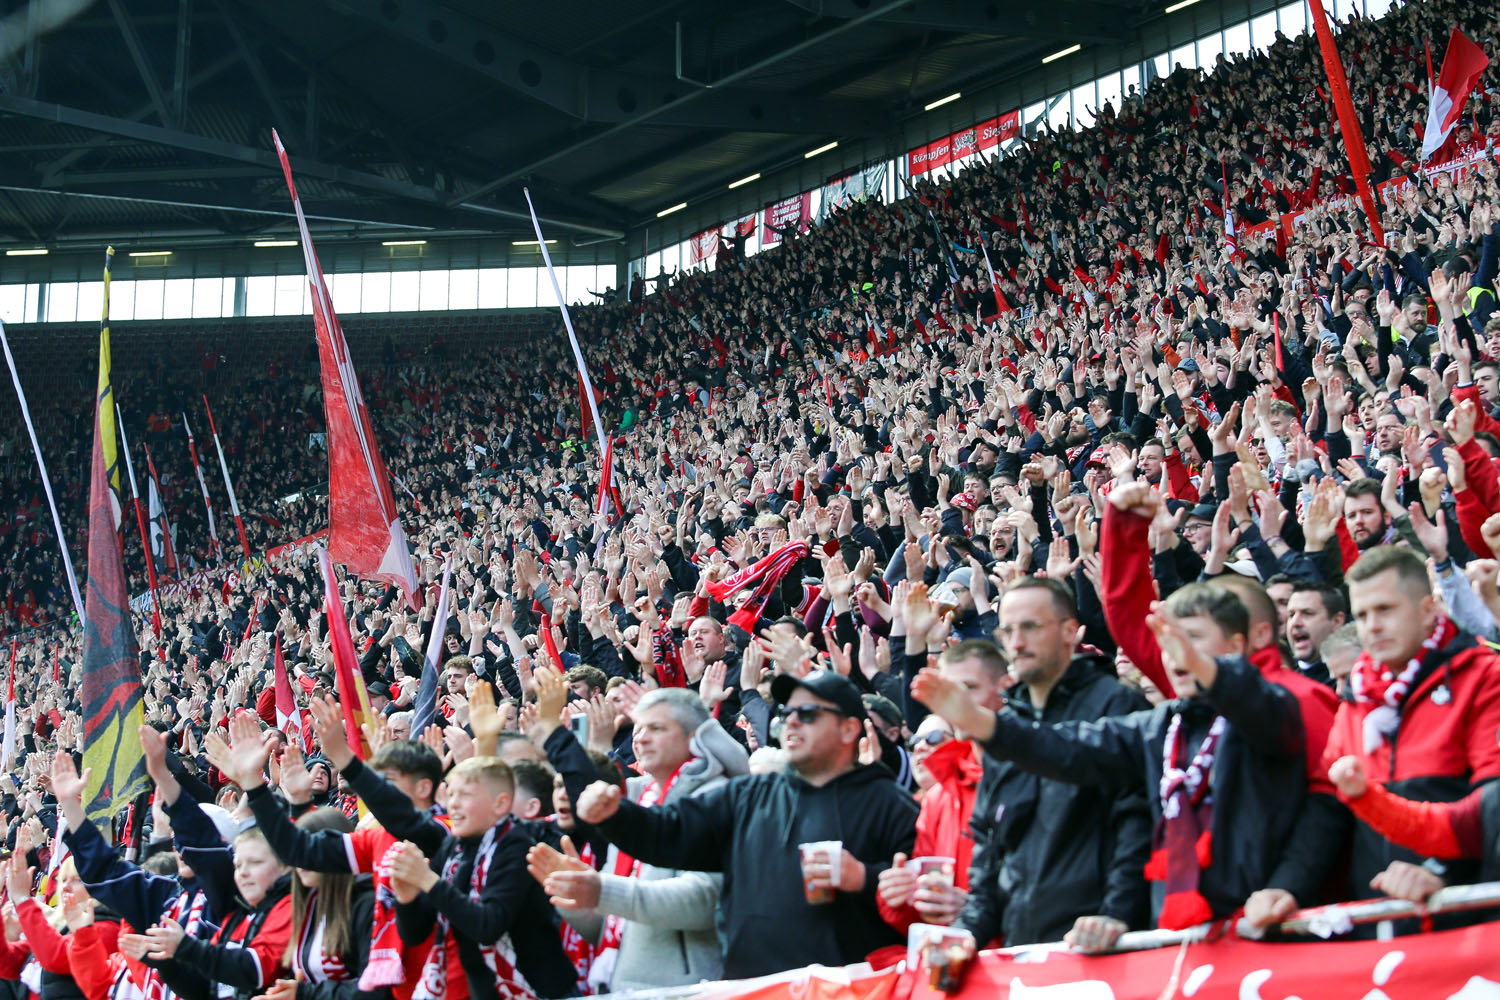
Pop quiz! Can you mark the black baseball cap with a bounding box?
[771,670,866,719]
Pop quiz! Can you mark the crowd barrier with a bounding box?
[594,883,1500,1000]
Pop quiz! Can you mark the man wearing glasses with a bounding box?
[557,670,917,979]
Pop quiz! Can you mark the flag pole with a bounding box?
[182,413,222,563]
[116,412,162,637]
[203,395,252,562]
[0,323,86,623]
[1306,0,1384,242]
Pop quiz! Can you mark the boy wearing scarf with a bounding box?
[377,757,578,1000]
[913,582,1306,933]
[1324,545,1500,906]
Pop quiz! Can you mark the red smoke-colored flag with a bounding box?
[318,547,374,760]
[1306,0,1384,243]
[275,131,419,607]
[596,436,623,520]
[1422,29,1489,162]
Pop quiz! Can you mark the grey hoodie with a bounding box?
[570,718,750,991]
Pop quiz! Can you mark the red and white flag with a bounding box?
[274,132,419,607]
[1222,159,1238,257]
[1422,29,1490,162]
[1,641,14,771]
[182,415,220,560]
[596,435,623,520]
[273,636,309,752]
[144,444,179,578]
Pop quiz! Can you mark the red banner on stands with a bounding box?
[697,923,1499,1000]
[763,193,813,246]
[907,110,1020,176]
[689,228,721,265]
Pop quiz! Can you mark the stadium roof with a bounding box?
[0,0,1154,251]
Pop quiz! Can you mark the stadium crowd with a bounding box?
[2,0,1500,995]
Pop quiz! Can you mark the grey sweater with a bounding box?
[571,719,749,991]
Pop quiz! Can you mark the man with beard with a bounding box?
[1284,583,1346,688]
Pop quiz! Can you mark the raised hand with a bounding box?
[278,741,315,804]
[308,695,354,769]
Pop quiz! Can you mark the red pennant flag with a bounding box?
[1306,0,1384,242]
[1422,29,1490,162]
[318,547,374,760]
[275,132,419,608]
[273,636,309,752]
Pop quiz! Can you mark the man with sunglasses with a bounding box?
[556,670,917,979]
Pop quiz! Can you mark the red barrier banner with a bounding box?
[763,193,813,246]
[697,923,1499,1000]
[907,111,1020,176]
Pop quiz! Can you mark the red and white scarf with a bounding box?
[1350,615,1457,754]
[414,818,533,1000]
[116,890,208,1000]
[291,888,350,983]
[358,840,406,990]
[588,763,689,991]
[705,540,809,631]
[651,622,686,689]
[1144,712,1225,930]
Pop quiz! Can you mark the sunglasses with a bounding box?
[908,730,951,750]
[776,704,846,725]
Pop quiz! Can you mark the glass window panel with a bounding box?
[1170,43,1194,71]
[77,281,104,322]
[223,278,237,317]
[192,277,224,318]
[1365,0,1392,17]
[476,268,506,308]
[361,271,391,313]
[389,271,419,312]
[1072,83,1097,127]
[45,282,78,323]
[1225,21,1252,58]
[246,276,276,316]
[328,273,361,314]
[274,274,304,315]
[162,278,194,319]
[1250,11,1277,49]
[24,282,42,321]
[0,285,26,325]
[1097,72,1123,116]
[1198,31,1223,66]
[448,269,478,310]
[508,268,539,308]
[418,270,448,311]
[133,279,164,320]
[1047,96,1071,131]
[1278,2,1306,35]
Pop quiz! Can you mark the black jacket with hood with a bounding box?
[549,727,917,979]
[960,654,1153,946]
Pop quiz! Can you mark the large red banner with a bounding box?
[689,228,721,265]
[762,193,812,246]
[908,111,1020,176]
[698,923,1500,1000]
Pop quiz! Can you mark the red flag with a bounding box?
[143,444,179,578]
[318,547,374,760]
[275,132,419,608]
[273,636,309,751]
[1274,312,1286,374]
[52,646,59,683]
[1306,0,1384,243]
[596,436,623,521]
[1422,29,1490,162]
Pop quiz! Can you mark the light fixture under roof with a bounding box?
[1042,44,1081,63]
[804,141,839,158]
[5,248,47,256]
[656,202,687,218]
[381,239,427,246]
[253,240,297,247]
[512,239,558,246]
[728,172,761,189]
[924,92,961,111]
[1164,0,1203,12]
[128,250,172,257]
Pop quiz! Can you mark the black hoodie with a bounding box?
[549,728,917,979]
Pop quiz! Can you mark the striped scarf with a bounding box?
[291,888,350,983]
[1351,616,1457,754]
[414,819,532,1000]
[705,540,809,631]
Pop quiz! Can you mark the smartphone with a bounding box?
[568,712,589,746]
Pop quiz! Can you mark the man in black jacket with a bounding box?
[958,579,1152,952]
[564,668,917,979]
[915,582,1306,934]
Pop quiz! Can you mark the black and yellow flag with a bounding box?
[81,246,148,823]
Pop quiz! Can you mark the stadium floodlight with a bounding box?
[728,173,761,189]
[253,240,297,247]
[128,250,172,257]
[512,239,558,246]
[925,93,961,111]
[657,202,687,218]
[382,239,427,246]
[5,248,47,256]
[804,141,839,158]
[1042,44,1082,63]
[1164,0,1202,10]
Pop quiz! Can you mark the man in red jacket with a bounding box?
[1324,545,1500,906]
